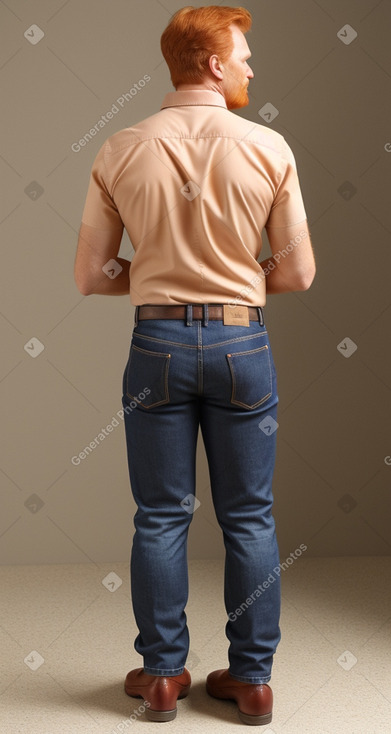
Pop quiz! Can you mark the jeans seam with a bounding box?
[227,345,269,358]
[131,344,172,358]
[203,331,268,349]
[197,321,203,395]
[133,334,198,349]
[132,330,268,350]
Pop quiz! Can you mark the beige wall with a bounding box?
[1,0,390,564]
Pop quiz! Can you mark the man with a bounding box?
[74,5,315,726]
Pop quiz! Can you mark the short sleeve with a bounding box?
[81,141,124,231]
[266,139,307,229]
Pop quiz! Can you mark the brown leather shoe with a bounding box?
[124,667,191,722]
[206,668,273,726]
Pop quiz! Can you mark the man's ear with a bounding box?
[209,54,224,80]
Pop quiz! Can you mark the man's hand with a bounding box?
[74,222,130,295]
[259,220,316,294]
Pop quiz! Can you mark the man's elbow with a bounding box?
[294,262,316,291]
[74,270,94,296]
[76,283,93,296]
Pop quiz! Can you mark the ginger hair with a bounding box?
[161,5,252,88]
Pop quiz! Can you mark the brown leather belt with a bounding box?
[136,304,261,321]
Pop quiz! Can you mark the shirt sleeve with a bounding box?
[266,139,307,229]
[81,141,124,231]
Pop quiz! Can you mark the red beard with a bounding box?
[226,84,249,110]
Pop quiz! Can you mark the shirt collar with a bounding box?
[160,89,227,110]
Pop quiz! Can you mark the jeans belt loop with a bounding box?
[257,306,264,326]
[134,305,139,327]
[186,304,193,327]
[203,303,209,327]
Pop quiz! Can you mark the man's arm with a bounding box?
[74,222,130,296]
[259,220,316,294]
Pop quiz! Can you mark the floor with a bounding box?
[1,557,390,733]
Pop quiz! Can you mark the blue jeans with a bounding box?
[121,306,281,684]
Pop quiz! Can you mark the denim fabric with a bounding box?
[121,307,281,684]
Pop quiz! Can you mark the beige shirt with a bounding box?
[81,89,307,306]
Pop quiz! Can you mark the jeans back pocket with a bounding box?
[226,345,272,409]
[126,344,171,409]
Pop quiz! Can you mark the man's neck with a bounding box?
[175,81,225,97]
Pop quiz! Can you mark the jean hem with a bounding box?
[228,670,271,684]
[143,665,185,676]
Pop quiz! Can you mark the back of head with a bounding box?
[161,5,252,88]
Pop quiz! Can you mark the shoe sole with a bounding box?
[146,707,177,722]
[239,710,272,726]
